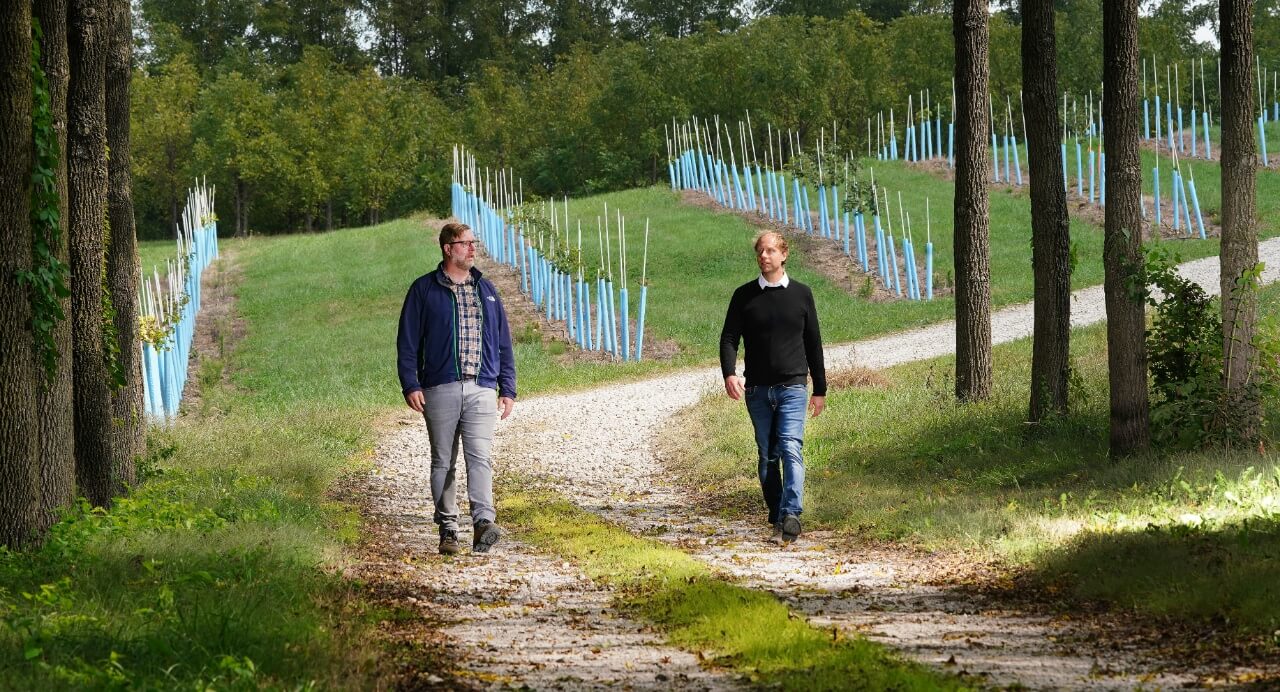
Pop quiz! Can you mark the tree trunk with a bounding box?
[304,210,313,233]
[106,0,141,489]
[34,0,77,534]
[1,3,42,548]
[69,0,117,507]
[235,177,248,237]
[1022,0,1071,421]
[1220,0,1260,440]
[325,197,333,231]
[1102,0,1150,457]
[952,0,993,402]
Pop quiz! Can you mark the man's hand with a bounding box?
[724,375,745,401]
[499,396,515,420]
[405,390,425,413]
[808,395,825,418]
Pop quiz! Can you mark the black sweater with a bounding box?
[719,278,826,396]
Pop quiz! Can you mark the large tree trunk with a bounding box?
[952,0,993,402]
[34,0,77,534]
[325,197,333,231]
[1022,0,1071,421]
[1,3,42,548]
[106,0,141,489]
[69,0,117,507]
[1220,0,1260,440]
[1102,0,1150,456]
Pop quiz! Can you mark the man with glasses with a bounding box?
[397,222,517,555]
[719,231,826,545]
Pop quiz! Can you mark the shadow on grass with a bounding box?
[1033,517,1280,636]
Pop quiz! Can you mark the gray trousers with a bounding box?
[422,379,498,531]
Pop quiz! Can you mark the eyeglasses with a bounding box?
[447,240,478,248]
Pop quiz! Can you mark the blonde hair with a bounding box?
[754,230,788,255]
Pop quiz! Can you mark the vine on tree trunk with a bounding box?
[21,17,72,383]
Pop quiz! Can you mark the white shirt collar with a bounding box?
[758,273,790,289]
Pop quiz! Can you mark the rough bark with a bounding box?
[0,3,42,548]
[1102,0,1150,456]
[69,0,116,507]
[107,0,141,489]
[34,0,77,533]
[1219,0,1260,439]
[952,0,993,402]
[1022,0,1072,421]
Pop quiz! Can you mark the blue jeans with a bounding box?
[745,383,807,523]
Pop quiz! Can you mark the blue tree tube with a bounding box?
[1188,178,1206,239]
[1100,152,1106,205]
[734,163,747,209]
[948,122,955,167]
[926,242,934,300]
[1166,101,1175,152]
[1190,109,1199,157]
[818,186,830,238]
[905,238,919,300]
[141,342,160,418]
[743,165,755,210]
[991,130,1000,181]
[1144,99,1151,139]
[768,170,779,220]
[857,213,868,270]
[635,284,648,361]
[595,277,605,350]
[1171,171,1182,233]
[1088,150,1096,205]
[874,214,887,281]
[1012,135,1023,186]
[860,213,870,272]
[1061,143,1068,189]
[888,235,902,296]
[935,116,943,159]
[1153,168,1162,230]
[601,279,614,356]
[844,211,851,256]
[1179,172,1194,235]
[1203,111,1212,158]
[620,286,630,361]
[905,126,915,162]
[891,134,898,160]
[1260,116,1270,167]
[1178,107,1185,153]
[780,173,789,223]
[1076,141,1084,197]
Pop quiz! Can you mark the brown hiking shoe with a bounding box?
[439,528,462,555]
[473,520,502,553]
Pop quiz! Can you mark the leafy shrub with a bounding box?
[1143,246,1280,449]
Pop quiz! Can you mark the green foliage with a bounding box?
[1143,245,1224,449]
[21,18,71,383]
[1143,247,1280,450]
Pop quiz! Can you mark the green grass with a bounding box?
[137,238,179,278]
[673,281,1280,636]
[1,235,396,688]
[0,410,380,689]
[502,489,971,691]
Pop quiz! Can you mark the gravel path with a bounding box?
[368,238,1280,689]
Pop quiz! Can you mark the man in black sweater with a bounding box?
[719,231,826,545]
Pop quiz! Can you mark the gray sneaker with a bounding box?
[439,528,462,555]
[767,526,785,545]
[473,519,502,553]
[780,515,802,544]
